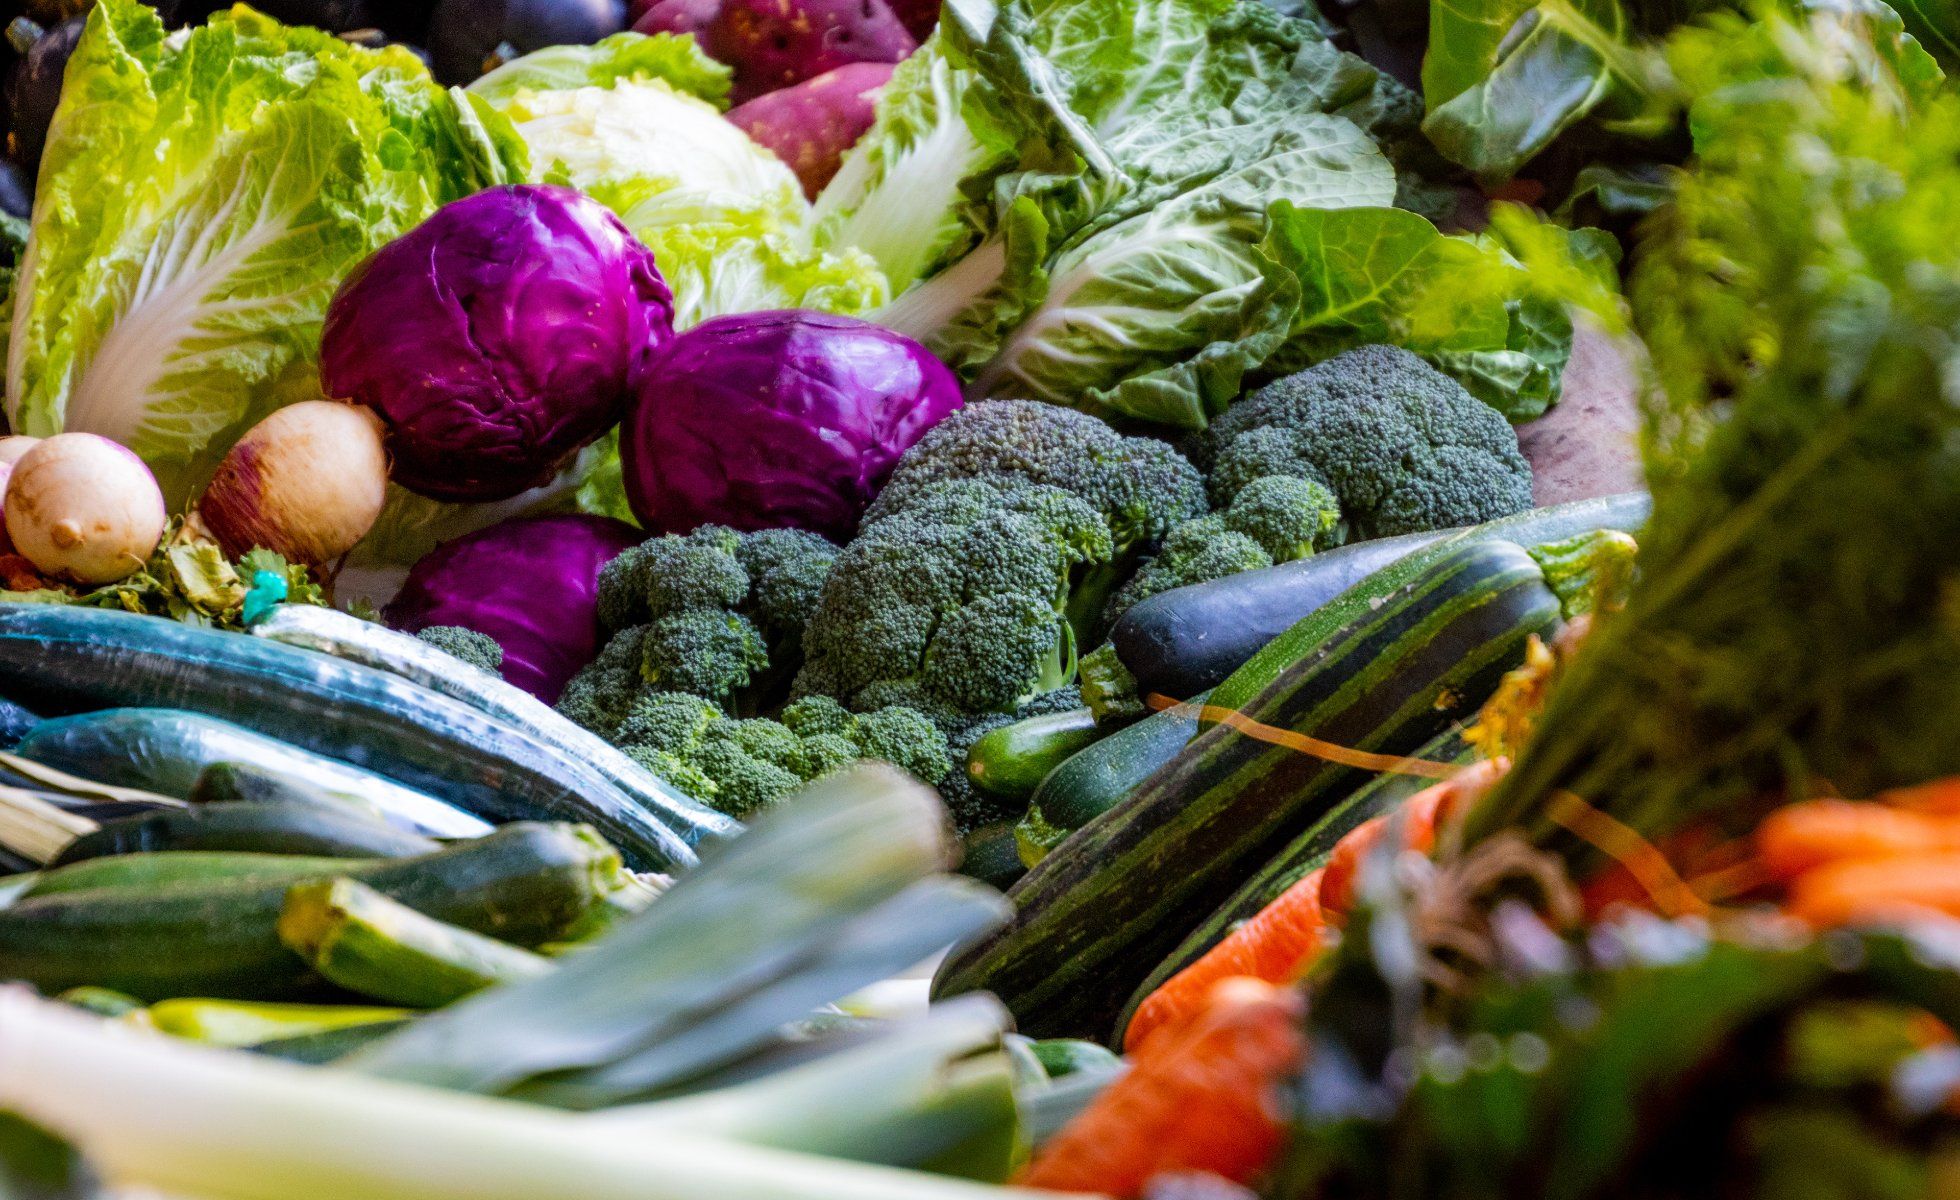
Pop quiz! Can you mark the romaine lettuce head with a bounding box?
[4,0,524,507]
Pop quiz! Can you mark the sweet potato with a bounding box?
[636,0,915,102]
[728,62,894,197]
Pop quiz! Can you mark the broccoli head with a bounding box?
[1195,345,1533,539]
[610,690,953,819]
[798,403,1205,721]
[415,626,504,676]
[861,399,1207,550]
[576,525,840,716]
[796,479,1115,717]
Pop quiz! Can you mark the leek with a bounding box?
[348,767,1010,1099]
[0,989,1091,1200]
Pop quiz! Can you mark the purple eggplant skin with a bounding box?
[6,14,81,169]
[728,61,892,198]
[384,513,643,705]
[634,0,913,103]
[427,0,626,84]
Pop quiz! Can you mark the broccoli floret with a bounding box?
[854,706,955,785]
[415,626,504,675]
[556,626,650,734]
[639,609,771,706]
[607,689,955,821]
[862,400,1207,551]
[735,528,841,644]
[798,404,1204,721]
[1222,475,1345,562]
[573,525,840,720]
[1196,345,1533,538]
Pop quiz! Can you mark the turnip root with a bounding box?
[635,0,914,102]
[729,62,894,198]
[195,401,389,568]
[4,434,167,585]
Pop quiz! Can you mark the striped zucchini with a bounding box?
[1112,728,1477,1042]
[0,605,696,870]
[932,541,1562,1040]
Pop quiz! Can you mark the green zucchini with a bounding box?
[278,877,555,1008]
[14,710,489,839]
[49,801,439,866]
[966,708,1106,802]
[56,986,144,1017]
[933,541,1562,1039]
[1015,693,1207,867]
[0,822,622,1000]
[1112,729,1477,1043]
[251,605,741,854]
[1112,493,1649,704]
[0,605,714,869]
[25,851,370,899]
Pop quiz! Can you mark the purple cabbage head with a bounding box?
[322,185,675,503]
[620,310,962,541]
[384,513,642,702]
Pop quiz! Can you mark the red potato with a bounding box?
[636,0,915,103]
[728,62,894,197]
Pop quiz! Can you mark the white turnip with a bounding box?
[195,401,389,568]
[4,434,167,585]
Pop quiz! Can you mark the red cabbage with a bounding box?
[620,310,962,541]
[384,513,641,702]
[321,185,675,504]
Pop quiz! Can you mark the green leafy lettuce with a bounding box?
[468,35,887,329]
[3,0,525,506]
[835,0,1587,428]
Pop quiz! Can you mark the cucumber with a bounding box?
[50,801,438,865]
[1112,729,1477,1043]
[1015,694,1207,867]
[0,822,622,1000]
[250,606,737,853]
[1110,493,1649,704]
[933,541,1562,1040]
[966,708,1106,802]
[26,852,371,899]
[0,606,705,869]
[278,877,554,1008]
[14,710,488,840]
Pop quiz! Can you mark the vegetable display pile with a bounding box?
[0,0,1953,1195]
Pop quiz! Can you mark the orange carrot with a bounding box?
[1018,978,1306,1198]
[1319,759,1511,917]
[1757,800,1960,881]
[1786,853,1960,927]
[1876,776,1960,816]
[1124,868,1330,1054]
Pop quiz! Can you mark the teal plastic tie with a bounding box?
[241,570,288,626]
